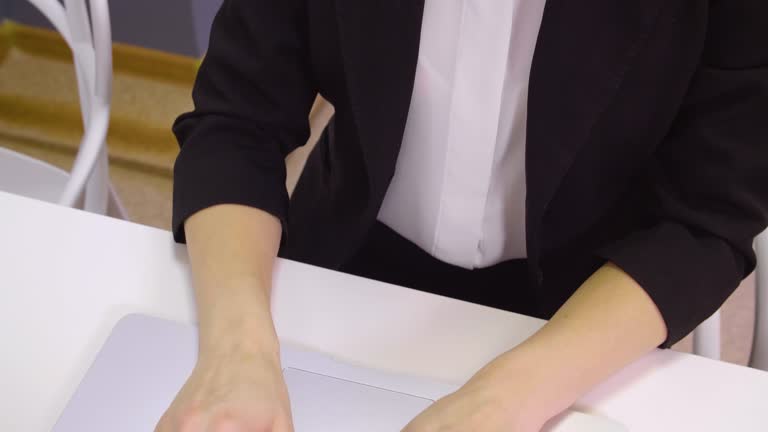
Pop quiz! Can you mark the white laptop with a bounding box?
[52,314,627,432]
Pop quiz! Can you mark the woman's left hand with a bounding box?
[401,354,553,432]
[403,262,670,432]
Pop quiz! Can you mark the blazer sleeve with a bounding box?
[597,1,768,347]
[171,0,317,243]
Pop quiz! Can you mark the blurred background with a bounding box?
[0,0,220,229]
[0,0,755,366]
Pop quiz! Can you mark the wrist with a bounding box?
[196,284,281,363]
[198,316,280,360]
[478,347,580,425]
[197,339,282,374]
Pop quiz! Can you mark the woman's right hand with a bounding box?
[166,205,291,431]
[155,348,294,432]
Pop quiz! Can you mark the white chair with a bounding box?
[692,231,768,372]
[0,0,126,218]
[693,310,722,361]
[750,230,768,371]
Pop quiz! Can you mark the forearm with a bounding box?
[490,262,668,420]
[184,204,283,361]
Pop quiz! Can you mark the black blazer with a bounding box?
[172,0,768,346]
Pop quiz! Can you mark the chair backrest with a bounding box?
[750,230,768,371]
[25,0,113,211]
[0,147,70,202]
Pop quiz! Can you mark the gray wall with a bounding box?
[191,0,223,56]
[6,0,50,29]
[3,0,222,57]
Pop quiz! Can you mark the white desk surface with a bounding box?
[1,191,767,431]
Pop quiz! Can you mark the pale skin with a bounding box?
[155,204,667,432]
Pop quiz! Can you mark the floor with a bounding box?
[0,26,757,366]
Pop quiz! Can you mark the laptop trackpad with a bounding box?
[284,367,433,431]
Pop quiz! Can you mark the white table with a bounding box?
[2,191,767,431]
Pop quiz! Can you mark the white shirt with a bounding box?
[378,0,548,269]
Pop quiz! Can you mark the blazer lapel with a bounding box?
[526,0,668,254]
[335,0,670,260]
[335,0,425,200]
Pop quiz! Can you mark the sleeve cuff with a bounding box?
[596,222,744,347]
[171,120,290,244]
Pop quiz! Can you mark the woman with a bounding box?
[157,0,768,431]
